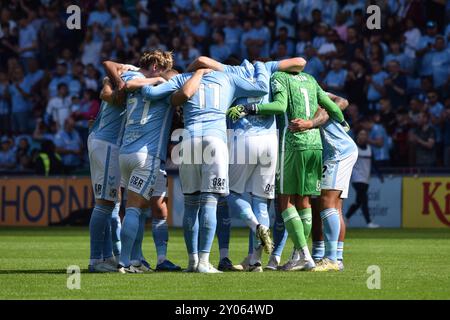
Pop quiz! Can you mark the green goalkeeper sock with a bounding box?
[298,208,312,240]
[281,207,307,250]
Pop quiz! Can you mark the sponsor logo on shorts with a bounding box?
[264,184,275,195]
[316,180,321,192]
[130,176,144,189]
[211,177,226,191]
[94,184,102,196]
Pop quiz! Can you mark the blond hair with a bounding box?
[139,50,173,71]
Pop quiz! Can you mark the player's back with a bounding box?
[90,100,125,146]
[120,70,174,160]
[274,71,322,151]
[225,60,278,135]
[321,119,358,161]
[182,71,239,141]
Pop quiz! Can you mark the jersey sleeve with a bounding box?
[141,75,183,100]
[316,81,345,123]
[256,71,288,115]
[231,62,269,98]
[265,61,280,73]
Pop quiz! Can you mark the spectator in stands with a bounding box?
[271,26,295,58]
[0,136,15,170]
[18,15,37,69]
[362,114,391,167]
[345,59,366,110]
[7,65,32,134]
[0,70,9,135]
[417,21,439,77]
[302,44,324,80]
[430,35,450,91]
[426,90,445,163]
[15,136,32,170]
[409,111,436,167]
[209,30,231,63]
[443,98,450,166]
[34,139,63,176]
[46,82,72,130]
[87,0,111,29]
[223,14,242,56]
[54,117,82,174]
[48,62,71,98]
[384,60,407,108]
[366,60,388,112]
[275,0,296,38]
[323,58,347,97]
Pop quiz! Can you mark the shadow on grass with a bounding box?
[0,269,90,274]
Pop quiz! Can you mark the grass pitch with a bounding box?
[0,227,449,300]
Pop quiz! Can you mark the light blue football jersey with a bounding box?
[223,60,279,135]
[321,119,358,161]
[120,70,174,161]
[89,71,128,146]
[141,62,269,142]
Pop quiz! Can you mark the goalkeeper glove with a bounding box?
[226,103,258,122]
[340,120,351,132]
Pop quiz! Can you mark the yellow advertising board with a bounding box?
[0,177,94,226]
[402,177,450,228]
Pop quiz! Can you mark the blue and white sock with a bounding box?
[198,193,218,260]
[228,192,259,232]
[119,207,141,267]
[152,218,168,264]
[272,210,288,258]
[183,194,200,258]
[312,241,325,261]
[111,202,121,257]
[130,208,149,264]
[216,196,231,260]
[251,195,270,260]
[320,208,340,262]
[337,241,344,261]
[89,204,113,265]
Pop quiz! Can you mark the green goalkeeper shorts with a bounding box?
[276,149,322,196]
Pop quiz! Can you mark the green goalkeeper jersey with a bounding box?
[257,71,345,151]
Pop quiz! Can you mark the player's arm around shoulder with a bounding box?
[170,68,213,107]
[316,81,346,125]
[277,57,307,73]
[288,107,329,132]
[100,77,125,107]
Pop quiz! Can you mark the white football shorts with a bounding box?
[228,134,278,199]
[321,151,358,199]
[119,152,161,200]
[88,135,121,202]
[179,136,229,194]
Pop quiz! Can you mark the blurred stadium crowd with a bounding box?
[0,0,449,174]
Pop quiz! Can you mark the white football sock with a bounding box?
[189,253,198,264]
[250,246,263,265]
[300,246,313,261]
[199,252,210,263]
